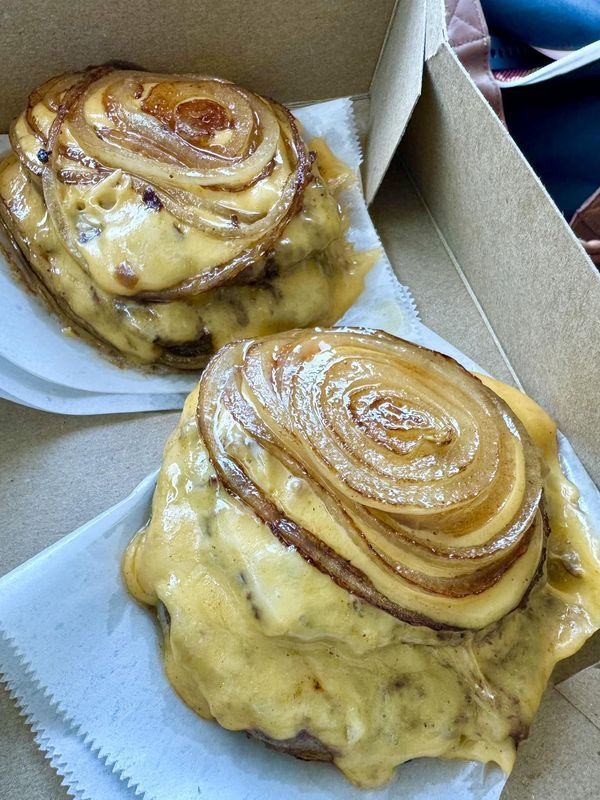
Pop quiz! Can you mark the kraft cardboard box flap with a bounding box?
[0,0,427,216]
[364,0,426,202]
[0,0,397,122]
[399,42,600,484]
[1,0,597,483]
[425,0,447,60]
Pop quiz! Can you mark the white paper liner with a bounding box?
[0,459,505,800]
[1,96,597,800]
[2,315,600,800]
[0,635,142,800]
[0,98,418,415]
[0,354,189,414]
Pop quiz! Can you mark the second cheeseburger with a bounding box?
[124,328,600,786]
[0,66,370,368]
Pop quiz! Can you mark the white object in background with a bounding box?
[497,39,600,87]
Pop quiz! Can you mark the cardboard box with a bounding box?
[1,0,599,797]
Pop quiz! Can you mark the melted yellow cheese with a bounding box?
[0,139,373,367]
[123,378,600,788]
[51,135,297,297]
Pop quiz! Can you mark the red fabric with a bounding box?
[494,68,538,82]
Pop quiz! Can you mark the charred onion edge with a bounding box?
[20,64,313,299]
[196,329,547,630]
[197,336,453,630]
[223,374,544,599]
[133,101,311,301]
[248,728,336,762]
[0,174,212,371]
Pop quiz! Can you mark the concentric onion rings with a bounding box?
[19,65,311,299]
[197,328,545,630]
[1,64,369,368]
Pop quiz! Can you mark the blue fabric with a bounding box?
[502,65,600,220]
[482,0,600,50]
[481,0,600,219]
[489,35,550,71]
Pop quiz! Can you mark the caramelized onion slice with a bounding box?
[16,64,313,297]
[197,328,545,630]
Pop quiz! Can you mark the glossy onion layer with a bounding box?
[198,328,545,629]
[2,66,368,368]
[11,65,310,299]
